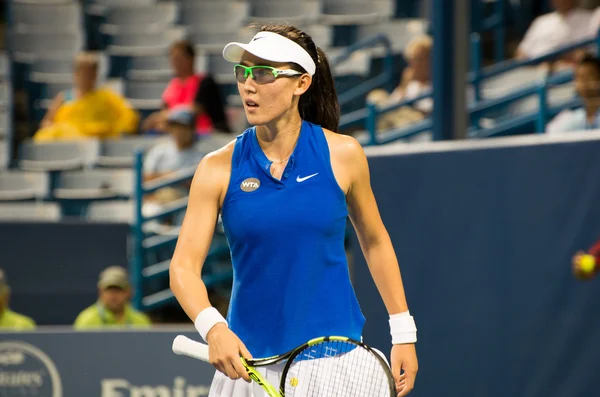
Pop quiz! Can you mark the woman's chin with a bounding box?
[245,113,267,126]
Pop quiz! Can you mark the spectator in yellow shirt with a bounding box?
[74,266,151,329]
[34,52,139,142]
[0,269,36,330]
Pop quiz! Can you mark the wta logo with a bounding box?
[0,341,62,397]
[240,177,260,192]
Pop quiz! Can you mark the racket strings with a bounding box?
[283,340,393,396]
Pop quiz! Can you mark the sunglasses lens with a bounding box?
[234,66,247,83]
[252,68,276,84]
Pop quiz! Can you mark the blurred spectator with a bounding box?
[142,40,231,136]
[366,35,433,131]
[546,55,600,133]
[34,52,139,142]
[144,107,204,182]
[74,266,151,329]
[389,35,433,114]
[142,107,204,228]
[0,269,36,330]
[516,0,592,63]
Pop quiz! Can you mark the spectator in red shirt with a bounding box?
[142,40,231,135]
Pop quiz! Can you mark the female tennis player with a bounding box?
[170,24,418,397]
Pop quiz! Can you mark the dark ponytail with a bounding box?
[256,24,341,132]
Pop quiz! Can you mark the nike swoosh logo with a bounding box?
[296,173,318,183]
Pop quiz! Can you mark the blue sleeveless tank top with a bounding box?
[221,120,365,357]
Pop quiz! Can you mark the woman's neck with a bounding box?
[256,111,303,162]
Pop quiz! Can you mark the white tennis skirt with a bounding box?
[207,348,390,397]
[208,363,285,397]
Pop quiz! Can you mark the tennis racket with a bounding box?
[172,335,396,397]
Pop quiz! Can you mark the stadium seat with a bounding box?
[207,54,237,85]
[0,141,7,170]
[86,200,134,223]
[53,168,134,199]
[249,1,320,25]
[106,30,183,56]
[10,2,83,33]
[100,3,178,35]
[0,83,10,109]
[356,19,429,53]
[0,202,61,222]
[479,67,550,120]
[0,171,49,201]
[0,112,8,140]
[126,55,172,81]
[19,139,100,171]
[0,53,8,80]
[328,48,371,77]
[98,136,163,167]
[300,25,334,50]
[28,58,75,85]
[187,30,247,55]
[86,0,156,16]
[11,0,72,4]
[8,31,84,62]
[321,0,394,25]
[177,1,250,33]
[124,80,167,111]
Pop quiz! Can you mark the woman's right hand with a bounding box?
[206,323,253,382]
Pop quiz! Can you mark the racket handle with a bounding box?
[172,335,210,362]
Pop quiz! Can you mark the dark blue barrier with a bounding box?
[0,222,129,325]
[0,329,214,396]
[353,132,600,397]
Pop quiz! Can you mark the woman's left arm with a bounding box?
[344,138,418,397]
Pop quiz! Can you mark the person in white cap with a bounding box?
[169,24,418,397]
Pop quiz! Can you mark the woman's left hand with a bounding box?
[391,343,418,397]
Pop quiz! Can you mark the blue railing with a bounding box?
[331,33,395,107]
[467,33,600,138]
[359,91,432,146]
[130,151,232,311]
[362,31,600,144]
[469,34,598,102]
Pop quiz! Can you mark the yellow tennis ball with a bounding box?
[579,255,596,273]
[290,378,299,387]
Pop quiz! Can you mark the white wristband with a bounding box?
[389,311,417,344]
[194,307,228,343]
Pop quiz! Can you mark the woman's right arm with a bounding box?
[170,152,225,318]
[169,146,252,381]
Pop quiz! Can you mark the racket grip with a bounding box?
[172,335,210,362]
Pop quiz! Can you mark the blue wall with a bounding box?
[353,133,600,397]
[1,222,129,325]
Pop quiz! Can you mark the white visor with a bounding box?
[223,31,316,76]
